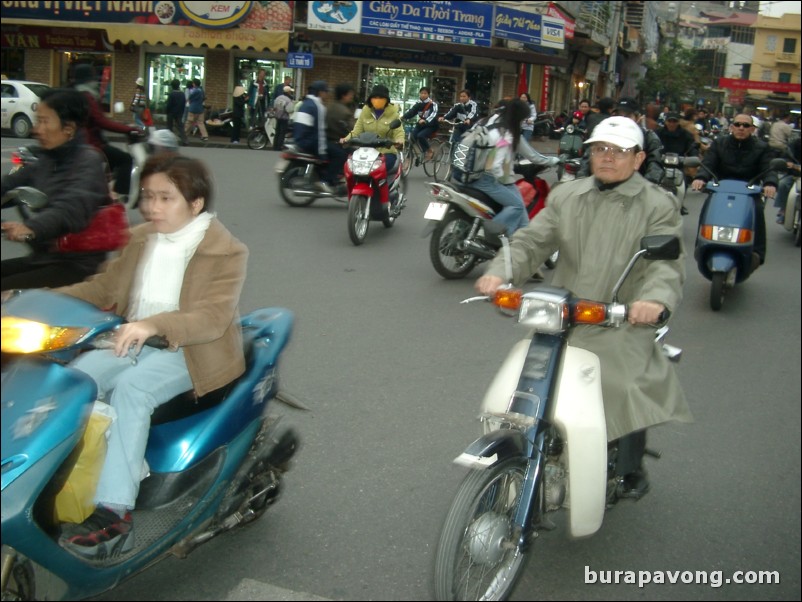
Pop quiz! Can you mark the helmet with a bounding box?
[572,111,583,120]
[148,129,179,153]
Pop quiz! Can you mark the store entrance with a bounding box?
[146,53,205,114]
[360,65,436,117]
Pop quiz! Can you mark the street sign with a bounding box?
[287,53,314,69]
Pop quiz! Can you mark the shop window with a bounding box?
[61,52,113,112]
[465,66,495,117]
[1,49,25,80]
[359,65,435,116]
[146,53,205,114]
[235,58,293,102]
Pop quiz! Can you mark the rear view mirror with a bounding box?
[641,235,680,260]
[1,186,48,211]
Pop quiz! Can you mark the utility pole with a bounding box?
[605,1,624,98]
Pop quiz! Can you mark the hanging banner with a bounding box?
[541,65,550,112]
[718,78,801,93]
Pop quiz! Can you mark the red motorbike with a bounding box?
[343,120,407,246]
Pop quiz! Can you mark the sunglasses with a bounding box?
[731,122,753,128]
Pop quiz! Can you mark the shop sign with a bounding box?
[1,24,109,50]
[361,1,493,47]
[547,2,574,40]
[338,42,462,68]
[287,52,313,68]
[494,6,564,50]
[718,78,802,93]
[308,0,361,33]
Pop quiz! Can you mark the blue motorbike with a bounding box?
[694,158,786,311]
[1,289,302,600]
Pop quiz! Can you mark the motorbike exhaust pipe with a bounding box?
[462,240,496,260]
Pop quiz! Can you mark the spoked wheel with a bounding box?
[279,166,317,207]
[710,272,725,311]
[423,140,441,177]
[435,458,529,601]
[401,146,414,177]
[433,144,452,182]
[1,547,36,601]
[429,212,479,279]
[247,129,268,150]
[348,194,370,245]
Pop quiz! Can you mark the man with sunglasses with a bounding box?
[691,114,778,266]
[476,116,691,501]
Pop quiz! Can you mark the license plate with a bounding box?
[424,201,449,221]
[274,159,288,173]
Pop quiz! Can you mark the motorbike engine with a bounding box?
[543,431,566,511]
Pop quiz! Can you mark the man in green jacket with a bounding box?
[476,116,692,500]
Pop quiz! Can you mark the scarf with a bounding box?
[127,213,213,321]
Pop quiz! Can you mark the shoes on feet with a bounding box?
[201,137,209,141]
[59,506,134,559]
[776,211,785,224]
[617,469,650,500]
[315,181,335,194]
[680,206,689,215]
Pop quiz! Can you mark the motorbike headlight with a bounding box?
[515,291,570,333]
[0,317,89,353]
[350,158,382,175]
[699,225,752,244]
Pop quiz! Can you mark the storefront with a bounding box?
[145,52,206,114]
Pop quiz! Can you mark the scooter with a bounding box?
[343,120,407,246]
[423,159,557,279]
[275,144,347,207]
[433,235,682,601]
[694,157,786,310]
[554,123,585,181]
[246,108,277,151]
[660,153,701,212]
[782,173,801,247]
[1,288,302,601]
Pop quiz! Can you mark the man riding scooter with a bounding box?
[692,113,778,267]
[292,80,337,193]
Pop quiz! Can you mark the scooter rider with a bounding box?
[292,80,334,193]
[691,114,778,267]
[657,112,700,214]
[476,116,692,499]
[401,86,439,160]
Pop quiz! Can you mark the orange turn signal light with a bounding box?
[574,300,607,324]
[494,288,523,311]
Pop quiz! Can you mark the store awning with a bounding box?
[4,19,288,52]
[104,24,288,52]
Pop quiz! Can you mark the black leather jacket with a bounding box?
[698,133,779,186]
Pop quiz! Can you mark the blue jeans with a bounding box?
[774,174,795,210]
[71,346,193,509]
[471,173,528,235]
[413,124,438,153]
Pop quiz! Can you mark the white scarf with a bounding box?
[127,213,214,321]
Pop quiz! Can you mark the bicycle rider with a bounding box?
[439,89,479,155]
[401,87,439,161]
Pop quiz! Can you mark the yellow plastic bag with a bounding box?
[53,403,114,524]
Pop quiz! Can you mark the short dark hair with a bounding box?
[141,155,214,211]
[419,87,430,94]
[39,88,89,128]
[335,83,355,101]
[459,89,472,97]
[171,79,181,90]
[598,97,616,113]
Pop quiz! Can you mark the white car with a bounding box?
[1,79,50,138]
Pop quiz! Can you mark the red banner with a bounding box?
[718,78,801,93]
[541,66,550,113]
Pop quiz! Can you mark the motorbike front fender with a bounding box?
[706,252,738,275]
[453,429,527,469]
[350,182,374,199]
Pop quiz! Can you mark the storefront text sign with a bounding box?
[493,5,564,50]
[307,0,361,33]
[337,42,462,67]
[718,78,801,93]
[287,52,313,68]
[361,1,493,47]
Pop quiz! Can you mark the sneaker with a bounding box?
[231,140,239,145]
[315,181,334,194]
[59,506,134,559]
[201,137,209,142]
[776,211,785,224]
[680,206,689,216]
[617,469,650,500]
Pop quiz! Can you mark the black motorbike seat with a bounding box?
[149,326,260,426]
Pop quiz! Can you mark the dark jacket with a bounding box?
[326,100,355,141]
[657,126,699,157]
[187,86,206,114]
[402,99,439,124]
[443,100,478,123]
[579,124,665,184]
[165,89,186,119]
[698,134,779,186]
[585,111,612,137]
[232,94,247,118]
[293,95,327,156]
[0,136,110,273]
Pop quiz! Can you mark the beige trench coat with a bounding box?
[484,173,693,440]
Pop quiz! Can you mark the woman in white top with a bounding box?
[520,93,538,142]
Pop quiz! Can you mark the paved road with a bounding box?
[1,136,799,601]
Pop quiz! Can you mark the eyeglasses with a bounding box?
[589,145,635,159]
[731,122,753,128]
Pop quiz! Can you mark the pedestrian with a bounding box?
[130,77,148,127]
[164,79,187,146]
[231,85,247,144]
[184,78,208,142]
[248,69,268,126]
[519,92,538,143]
[273,75,293,103]
[272,85,294,150]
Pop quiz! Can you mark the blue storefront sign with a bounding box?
[493,5,565,50]
[287,52,314,68]
[361,1,493,47]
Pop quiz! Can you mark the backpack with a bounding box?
[451,123,500,183]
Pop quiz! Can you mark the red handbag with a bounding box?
[56,202,130,253]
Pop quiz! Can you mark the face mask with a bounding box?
[371,98,387,110]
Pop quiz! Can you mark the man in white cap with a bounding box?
[475,115,691,502]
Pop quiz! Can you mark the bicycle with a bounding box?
[401,122,441,177]
[432,119,464,182]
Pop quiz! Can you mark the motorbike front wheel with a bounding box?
[435,458,529,601]
[348,194,370,245]
[279,165,317,207]
[710,272,725,311]
[247,129,268,150]
[429,211,479,279]
[794,198,801,247]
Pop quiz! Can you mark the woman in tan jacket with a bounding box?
[56,154,248,559]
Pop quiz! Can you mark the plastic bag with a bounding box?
[141,106,154,127]
[53,402,115,524]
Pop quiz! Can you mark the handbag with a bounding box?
[56,202,130,253]
[141,106,154,126]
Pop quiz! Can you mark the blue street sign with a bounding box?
[287,53,314,69]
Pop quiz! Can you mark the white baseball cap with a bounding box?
[585,116,644,150]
